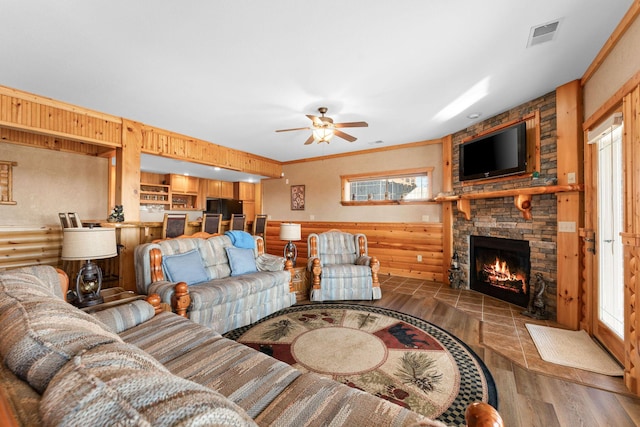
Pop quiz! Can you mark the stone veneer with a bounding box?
[451,91,558,318]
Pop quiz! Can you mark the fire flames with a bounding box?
[482,257,527,293]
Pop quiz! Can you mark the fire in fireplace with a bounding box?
[469,235,530,307]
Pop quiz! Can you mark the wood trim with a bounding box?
[442,134,453,193]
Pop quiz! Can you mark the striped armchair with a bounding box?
[307,230,381,301]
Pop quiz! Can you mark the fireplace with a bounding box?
[469,235,530,307]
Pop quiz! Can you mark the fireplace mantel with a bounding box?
[435,184,584,220]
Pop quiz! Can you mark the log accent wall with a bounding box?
[0,226,124,289]
[0,226,62,270]
[264,221,444,281]
[622,84,640,395]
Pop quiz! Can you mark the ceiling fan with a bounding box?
[276,107,368,145]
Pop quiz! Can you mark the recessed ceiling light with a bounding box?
[467,112,482,119]
[368,140,385,145]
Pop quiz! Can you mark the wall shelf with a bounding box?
[434,184,584,220]
[140,183,170,206]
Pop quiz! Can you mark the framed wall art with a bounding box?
[291,185,305,210]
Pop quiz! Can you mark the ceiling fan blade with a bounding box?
[306,114,324,126]
[334,130,357,142]
[303,135,315,145]
[275,127,310,132]
[334,121,369,128]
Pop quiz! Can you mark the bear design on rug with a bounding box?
[388,323,430,348]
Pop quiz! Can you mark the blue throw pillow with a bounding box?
[225,247,258,276]
[162,249,209,285]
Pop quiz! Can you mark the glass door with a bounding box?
[595,123,624,357]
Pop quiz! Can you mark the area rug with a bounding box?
[224,303,497,425]
[526,324,623,376]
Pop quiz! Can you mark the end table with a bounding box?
[78,287,146,313]
[292,266,310,302]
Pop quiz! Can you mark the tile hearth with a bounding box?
[378,275,629,396]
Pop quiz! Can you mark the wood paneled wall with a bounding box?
[0,226,62,270]
[141,126,282,178]
[622,84,640,395]
[0,86,122,148]
[0,84,283,179]
[264,221,444,281]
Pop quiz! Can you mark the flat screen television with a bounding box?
[459,121,527,182]
[206,198,243,220]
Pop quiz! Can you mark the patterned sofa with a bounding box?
[0,265,448,427]
[134,232,297,333]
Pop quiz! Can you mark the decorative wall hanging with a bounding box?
[0,160,17,205]
[291,185,305,210]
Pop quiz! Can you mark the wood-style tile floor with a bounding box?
[366,275,640,426]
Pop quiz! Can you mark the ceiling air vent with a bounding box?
[527,19,561,47]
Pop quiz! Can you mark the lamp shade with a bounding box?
[279,223,301,241]
[62,228,117,260]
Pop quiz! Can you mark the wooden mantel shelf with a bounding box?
[434,184,584,220]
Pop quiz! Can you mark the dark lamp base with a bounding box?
[74,293,104,308]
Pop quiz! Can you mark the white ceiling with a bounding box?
[0,1,633,180]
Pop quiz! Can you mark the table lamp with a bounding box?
[280,223,301,266]
[62,227,117,307]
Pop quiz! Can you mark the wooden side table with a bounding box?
[292,266,310,302]
[79,287,146,313]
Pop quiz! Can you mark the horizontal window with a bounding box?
[341,168,433,204]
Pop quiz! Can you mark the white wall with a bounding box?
[263,143,443,222]
[0,143,109,226]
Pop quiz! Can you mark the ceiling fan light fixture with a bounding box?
[312,126,334,143]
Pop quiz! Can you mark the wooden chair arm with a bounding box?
[171,282,191,318]
[149,247,165,282]
[370,256,380,288]
[146,293,164,315]
[284,259,294,293]
[465,402,503,427]
[311,258,322,290]
[0,386,19,427]
[55,267,69,301]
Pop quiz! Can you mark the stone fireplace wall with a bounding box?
[452,91,558,318]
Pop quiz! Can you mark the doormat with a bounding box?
[526,323,623,376]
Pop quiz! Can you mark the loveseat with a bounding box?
[0,265,456,426]
[134,232,297,333]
